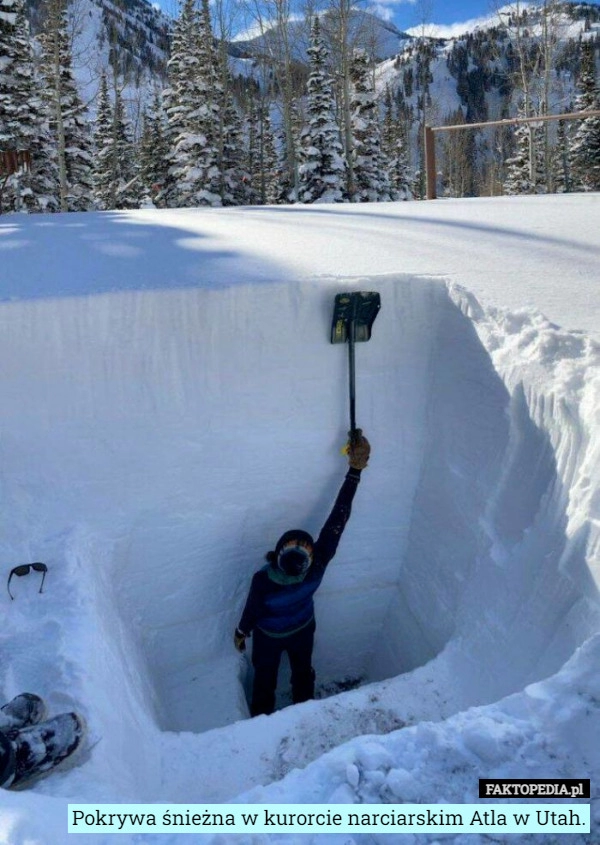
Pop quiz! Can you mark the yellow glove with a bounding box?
[234,628,247,652]
[347,430,371,470]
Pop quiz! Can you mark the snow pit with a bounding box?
[122,279,597,738]
[2,269,597,758]
[106,275,525,734]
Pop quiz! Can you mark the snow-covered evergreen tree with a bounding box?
[569,42,600,191]
[140,91,169,206]
[112,87,142,209]
[503,104,544,195]
[93,74,141,210]
[221,87,252,206]
[349,49,391,202]
[261,110,279,205]
[162,0,222,208]
[0,0,21,150]
[277,99,302,203]
[246,97,261,205]
[298,16,347,204]
[552,117,573,193]
[0,0,58,212]
[382,86,412,201]
[40,0,94,212]
[93,72,114,210]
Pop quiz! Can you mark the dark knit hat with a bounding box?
[265,529,315,576]
[275,529,314,557]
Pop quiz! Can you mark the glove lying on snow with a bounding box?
[347,430,370,470]
[234,628,247,653]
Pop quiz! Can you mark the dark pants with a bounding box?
[0,732,15,788]
[251,619,316,716]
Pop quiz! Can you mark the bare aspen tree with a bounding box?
[441,109,477,197]
[41,0,68,211]
[494,0,566,191]
[539,0,570,191]
[213,0,244,203]
[240,0,302,197]
[321,0,376,197]
[324,0,355,196]
[413,0,434,199]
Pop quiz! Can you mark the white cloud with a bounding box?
[232,13,304,42]
[367,3,395,21]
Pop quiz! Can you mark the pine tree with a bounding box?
[139,91,169,206]
[569,42,600,191]
[298,16,347,204]
[40,0,94,212]
[381,86,412,201]
[0,0,21,150]
[221,86,251,206]
[0,0,58,212]
[113,88,142,209]
[349,49,391,202]
[194,0,223,203]
[381,86,396,169]
[93,72,114,210]
[261,110,279,204]
[246,96,261,205]
[553,118,573,193]
[277,99,302,203]
[159,0,193,207]
[503,104,544,195]
[162,0,222,208]
[92,74,140,210]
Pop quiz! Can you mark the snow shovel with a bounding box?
[330,291,381,441]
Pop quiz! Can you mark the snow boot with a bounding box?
[0,694,47,733]
[5,712,86,790]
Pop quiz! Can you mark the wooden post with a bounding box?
[0,151,31,215]
[424,126,436,200]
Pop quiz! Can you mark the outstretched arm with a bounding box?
[313,432,370,569]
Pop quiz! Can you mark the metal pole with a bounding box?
[425,126,437,200]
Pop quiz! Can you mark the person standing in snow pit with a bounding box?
[234,431,370,717]
[0,693,85,789]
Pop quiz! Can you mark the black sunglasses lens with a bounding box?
[31,563,47,573]
[12,565,31,577]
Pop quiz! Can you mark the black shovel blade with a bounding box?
[330,291,381,344]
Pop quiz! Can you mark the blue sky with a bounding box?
[378,1,525,32]
[154,0,600,37]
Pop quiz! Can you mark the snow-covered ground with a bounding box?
[0,194,598,844]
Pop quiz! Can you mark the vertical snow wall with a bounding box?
[0,274,598,749]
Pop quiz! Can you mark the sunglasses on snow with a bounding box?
[7,562,48,600]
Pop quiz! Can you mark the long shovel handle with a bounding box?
[348,315,357,437]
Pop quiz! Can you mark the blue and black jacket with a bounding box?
[238,468,362,637]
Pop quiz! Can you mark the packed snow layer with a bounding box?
[0,195,598,843]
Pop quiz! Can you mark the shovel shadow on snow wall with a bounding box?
[0,211,287,301]
[369,291,600,706]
